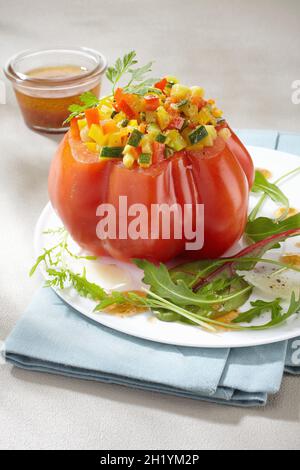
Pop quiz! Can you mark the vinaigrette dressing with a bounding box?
[14,65,100,132]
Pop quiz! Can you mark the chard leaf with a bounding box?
[192,228,300,291]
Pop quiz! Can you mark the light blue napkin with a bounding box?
[5,287,297,407]
[4,130,300,407]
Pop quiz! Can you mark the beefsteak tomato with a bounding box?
[48,126,254,262]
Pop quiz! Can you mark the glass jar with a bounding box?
[4,47,107,133]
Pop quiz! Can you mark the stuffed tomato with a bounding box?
[49,76,254,262]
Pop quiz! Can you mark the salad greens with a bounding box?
[31,164,300,332]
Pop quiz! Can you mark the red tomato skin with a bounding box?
[49,132,251,262]
[218,123,254,188]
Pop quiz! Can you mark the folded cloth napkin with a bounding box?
[4,130,300,407]
[4,287,300,407]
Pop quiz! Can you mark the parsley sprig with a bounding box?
[106,50,158,95]
[63,91,100,125]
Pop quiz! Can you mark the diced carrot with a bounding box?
[101,119,118,134]
[85,108,100,127]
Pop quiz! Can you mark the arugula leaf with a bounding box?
[233,298,282,323]
[46,267,106,301]
[250,170,289,221]
[245,292,300,330]
[134,259,252,307]
[246,214,300,242]
[63,91,99,124]
[249,166,300,222]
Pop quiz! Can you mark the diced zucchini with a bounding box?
[181,103,198,122]
[173,99,188,110]
[100,146,124,157]
[138,153,152,168]
[120,119,129,127]
[155,133,167,143]
[147,123,160,137]
[188,125,208,145]
[123,154,135,169]
[205,125,217,140]
[165,130,187,151]
[164,146,174,158]
[127,129,143,147]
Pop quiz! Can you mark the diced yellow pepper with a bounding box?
[218,128,232,141]
[190,86,205,99]
[165,130,187,151]
[99,105,113,120]
[212,108,223,118]
[187,142,204,151]
[166,75,179,84]
[128,120,138,127]
[88,124,108,146]
[77,118,87,131]
[108,132,123,147]
[170,84,191,100]
[198,108,212,125]
[156,106,171,130]
[113,112,126,123]
[85,142,98,153]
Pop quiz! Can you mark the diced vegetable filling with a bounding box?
[71,78,231,169]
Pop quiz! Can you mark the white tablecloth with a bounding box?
[1,0,300,450]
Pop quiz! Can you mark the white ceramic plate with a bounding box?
[34,146,300,348]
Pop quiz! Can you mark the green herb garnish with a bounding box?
[106,51,158,95]
[63,91,99,125]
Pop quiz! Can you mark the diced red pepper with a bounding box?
[69,118,80,140]
[191,97,207,110]
[154,78,167,92]
[152,142,165,164]
[85,108,100,127]
[168,115,185,130]
[144,95,160,111]
[118,100,136,119]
